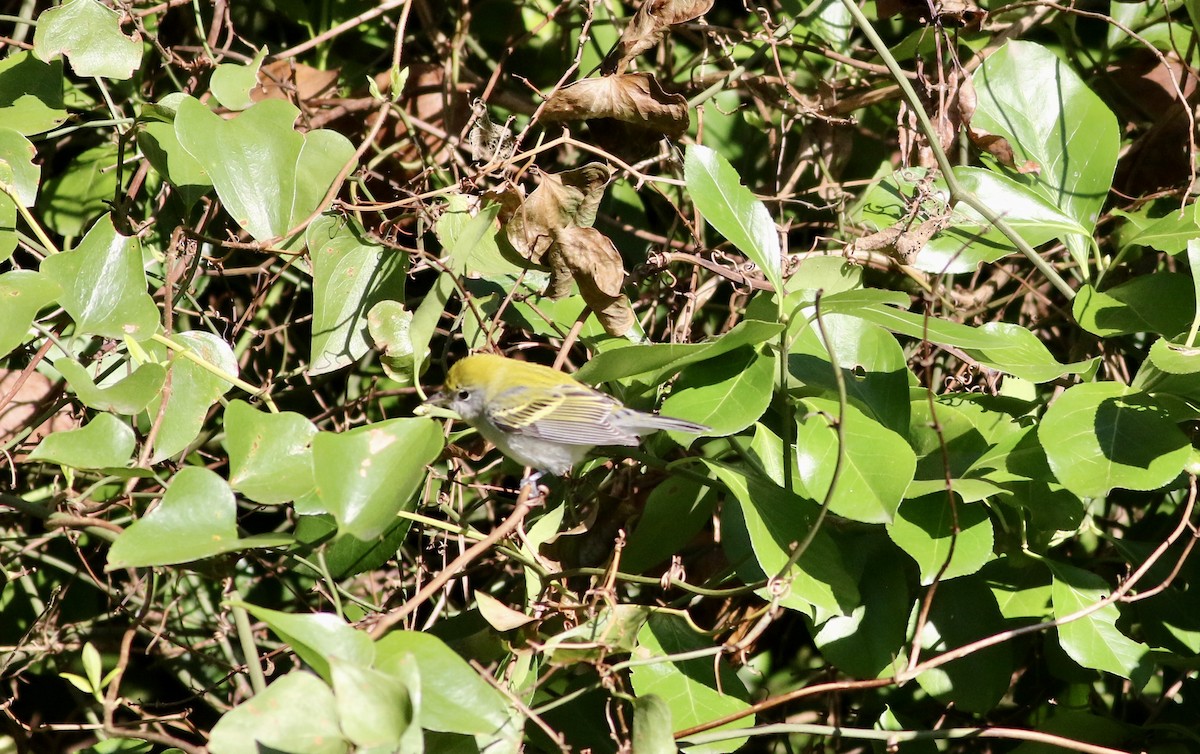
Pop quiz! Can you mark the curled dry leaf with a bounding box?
[541,72,689,141]
[505,163,614,264]
[601,0,716,75]
[548,227,635,336]
[850,214,951,265]
[498,164,634,336]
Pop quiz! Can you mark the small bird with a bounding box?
[424,353,709,476]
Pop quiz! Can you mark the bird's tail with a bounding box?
[617,409,710,436]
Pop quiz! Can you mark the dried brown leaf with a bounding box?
[601,0,715,75]
[0,370,77,459]
[876,0,986,28]
[504,163,613,263]
[549,227,634,336]
[541,73,689,140]
[253,60,340,102]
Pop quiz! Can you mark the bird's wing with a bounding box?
[489,384,639,446]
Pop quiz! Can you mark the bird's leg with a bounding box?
[519,470,547,503]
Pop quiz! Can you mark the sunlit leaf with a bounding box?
[313,418,444,541]
[0,270,60,358]
[224,399,317,504]
[39,213,160,339]
[307,215,407,375]
[1039,382,1190,497]
[175,96,355,242]
[685,144,782,292]
[208,672,347,754]
[33,0,142,80]
[27,413,135,469]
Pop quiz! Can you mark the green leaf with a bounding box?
[33,0,142,80]
[26,413,135,469]
[234,603,374,683]
[144,331,238,462]
[684,144,782,292]
[209,46,268,111]
[107,467,286,569]
[374,631,515,738]
[331,659,414,749]
[1039,382,1190,498]
[1047,560,1150,683]
[795,397,915,524]
[174,96,355,242]
[1074,274,1195,337]
[224,399,317,504]
[706,460,859,616]
[313,418,444,541]
[913,576,1015,713]
[787,313,911,434]
[208,672,348,754]
[407,271,454,383]
[660,346,774,437]
[0,128,40,206]
[0,270,61,358]
[136,120,212,209]
[55,357,166,415]
[574,319,783,385]
[436,193,519,278]
[812,530,911,678]
[367,300,418,385]
[541,603,652,665]
[39,144,126,237]
[838,299,1093,382]
[298,516,413,580]
[629,614,753,753]
[0,191,14,264]
[39,213,160,339]
[1119,204,1200,254]
[622,476,713,573]
[971,41,1118,270]
[887,494,995,584]
[307,215,407,375]
[908,400,990,483]
[0,52,67,136]
[632,695,676,754]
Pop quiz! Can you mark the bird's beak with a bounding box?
[415,390,457,419]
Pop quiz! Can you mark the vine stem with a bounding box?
[680,722,1131,754]
[836,0,1076,301]
[149,332,278,412]
[368,483,541,638]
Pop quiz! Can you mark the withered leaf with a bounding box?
[601,0,715,75]
[876,0,986,28]
[253,59,340,102]
[851,214,950,265]
[504,163,613,264]
[541,72,689,140]
[548,226,635,337]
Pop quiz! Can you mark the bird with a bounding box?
[423,353,709,477]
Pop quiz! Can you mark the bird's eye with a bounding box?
[457,389,470,400]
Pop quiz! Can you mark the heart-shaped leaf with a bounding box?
[175,96,355,242]
[33,0,142,80]
[26,413,135,469]
[313,418,444,541]
[107,467,284,569]
[39,213,160,340]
